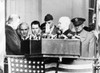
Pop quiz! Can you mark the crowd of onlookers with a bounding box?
[5,14,98,58]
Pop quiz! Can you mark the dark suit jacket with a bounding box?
[63,29,75,38]
[58,29,75,39]
[40,23,46,33]
[5,25,21,55]
[20,38,30,55]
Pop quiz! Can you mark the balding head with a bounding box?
[7,14,20,29]
[18,22,29,38]
[8,14,20,22]
[58,16,71,32]
[19,22,29,30]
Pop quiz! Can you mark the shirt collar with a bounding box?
[21,35,29,40]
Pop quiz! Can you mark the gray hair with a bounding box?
[18,22,29,30]
[7,14,20,24]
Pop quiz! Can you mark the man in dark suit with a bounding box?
[18,22,30,55]
[71,17,96,57]
[30,21,41,54]
[5,14,21,55]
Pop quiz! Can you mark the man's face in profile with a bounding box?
[20,24,29,38]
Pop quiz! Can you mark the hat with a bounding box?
[71,17,85,26]
[44,14,53,21]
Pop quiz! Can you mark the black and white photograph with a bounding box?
[0,0,100,73]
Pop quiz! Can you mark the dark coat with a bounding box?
[40,23,46,33]
[63,29,75,38]
[20,37,30,55]
[5,25,21,55]
[58,29,75,39]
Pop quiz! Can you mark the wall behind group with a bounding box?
[42,0,88,26]
[6,0,88,26]
[42,0,72,25]
[0,0,5,70]
[6,0,41,25]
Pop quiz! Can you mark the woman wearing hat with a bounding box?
[71,17,96,57]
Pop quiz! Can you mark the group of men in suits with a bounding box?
[5,14,97,57]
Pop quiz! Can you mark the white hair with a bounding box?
[59,16,70,25]
[7,14,20,24]
[58,16,71,31]
[7,14,20,29]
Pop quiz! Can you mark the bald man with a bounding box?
[57,16,74,39]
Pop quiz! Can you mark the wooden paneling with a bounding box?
[42,39,81,56]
